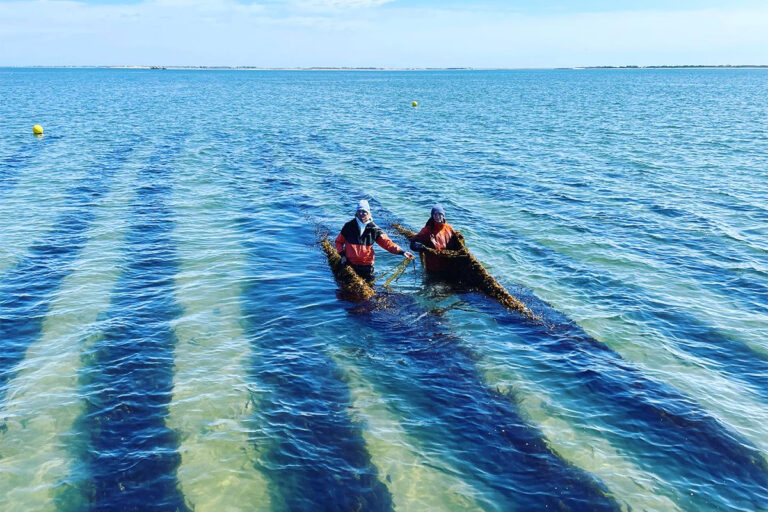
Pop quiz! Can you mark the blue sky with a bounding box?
[1,0,767,67]
[44,0,763,11]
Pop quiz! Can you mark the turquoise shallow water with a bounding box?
[1,68,767,512]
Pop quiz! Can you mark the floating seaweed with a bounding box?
[320,237,376,301]
[392,223,537,320]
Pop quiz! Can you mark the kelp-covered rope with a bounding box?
[320,237,376,301]
[379,257,413,288]
[392,223,538,321]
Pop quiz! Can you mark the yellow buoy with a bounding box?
[32,124,44,135]
[411,101,418,108]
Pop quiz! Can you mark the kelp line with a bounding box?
[313,186,537,320]
[391,223,537,320]
[319,237,376,301]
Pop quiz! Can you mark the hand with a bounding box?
[339,254,347,265]
[412,241,424,252]
[403,251,415,260]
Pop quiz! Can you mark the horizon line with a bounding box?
[3,65,768,71]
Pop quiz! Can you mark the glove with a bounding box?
[339,253,347,265]
[412,241,425,252]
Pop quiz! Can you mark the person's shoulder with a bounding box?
[340,219,357,234]
[367,222,383,235]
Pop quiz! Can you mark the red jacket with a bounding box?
[411,219,458,272]
[335,219,403,266]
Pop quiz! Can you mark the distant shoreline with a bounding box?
[3,65,767,71]
[6,66,480,71]
[578,65,768,69]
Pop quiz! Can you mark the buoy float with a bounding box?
[32,124,44,135]
[412,101,418,108]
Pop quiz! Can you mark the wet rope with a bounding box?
[381,257,412,288]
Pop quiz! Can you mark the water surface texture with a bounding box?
[1,68,767,512]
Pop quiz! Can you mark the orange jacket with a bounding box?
[335,219,404,266]
[411,219,458,272]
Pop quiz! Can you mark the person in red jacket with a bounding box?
[335,200,414,282]
[409,204,460,273]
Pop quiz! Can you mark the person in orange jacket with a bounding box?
[409,204,460,273]
[335,200,414,282]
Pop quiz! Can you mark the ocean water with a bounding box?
[1,68,767,512]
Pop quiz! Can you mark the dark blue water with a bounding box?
[1,68,767,512]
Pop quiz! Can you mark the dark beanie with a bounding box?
[431,204,445,216]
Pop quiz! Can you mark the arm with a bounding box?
[375,233,404,255]
[410,225,431,251]
[334,232,346,255]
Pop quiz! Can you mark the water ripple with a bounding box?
[1,68,767,512]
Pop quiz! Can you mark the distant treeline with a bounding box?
[583,65,768,69]
[103,66,475,71]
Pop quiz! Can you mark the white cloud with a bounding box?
[289,0,394,12]
[1,1,767,66]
